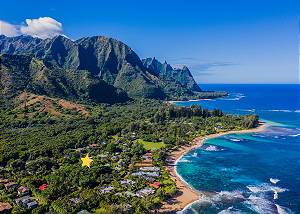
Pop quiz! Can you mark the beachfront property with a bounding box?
[140,166,160,172]
[132,171,160,177]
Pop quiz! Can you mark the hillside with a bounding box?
[0,35,225,104]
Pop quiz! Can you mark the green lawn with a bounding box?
[137,139,166,150]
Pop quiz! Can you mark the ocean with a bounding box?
[175,84,300,214]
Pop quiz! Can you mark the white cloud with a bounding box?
[0,20,19,37]
[0,17,64,39]
[20,17,63,39]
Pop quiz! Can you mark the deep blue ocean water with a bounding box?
[175,84,300,214]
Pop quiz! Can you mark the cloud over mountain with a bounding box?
[0,20,19,37]
[0,17,63,39]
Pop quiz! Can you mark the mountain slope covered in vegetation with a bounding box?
[0,35,226,104]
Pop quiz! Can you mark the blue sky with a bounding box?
[0,0,299,83]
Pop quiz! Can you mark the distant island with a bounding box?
[0,35,259,214]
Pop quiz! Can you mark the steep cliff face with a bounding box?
[142,57,202,97]
[0,35,202,103]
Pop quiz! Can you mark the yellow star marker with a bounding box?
[81,154,93,168]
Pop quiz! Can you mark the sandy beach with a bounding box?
[159,123,267,213]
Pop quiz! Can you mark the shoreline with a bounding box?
[166,98,212,105]
[159,123,267,213]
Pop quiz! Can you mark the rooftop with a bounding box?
[0,202,12,212]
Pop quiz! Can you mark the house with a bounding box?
[15,196,31,206]
[0,202,12,213]
[132,171,160,178]
[215,124,224,130]
[140,166,160,172]
[89,143,98,148]
[4,182,17,190]
[120,179,135,186]
[142,153,152,162]
[148,182,161,189]
[136,187,155,197]
[26,201,38,209]
[38,183,48,191]
[18,186,30,196]
[131,172,143,177]
[15,196,38,209]
[0,179,10,184]
[69,197,80,205]
[99,186,114,194]
[144,171,160,177]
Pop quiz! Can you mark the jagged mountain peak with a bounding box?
[1,35,202,103]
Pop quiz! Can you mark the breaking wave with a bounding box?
[288,133,300,137]
[218,207,244,214]
[200,191,245,205]
[275,204,294,214]
[247,183,287,194]
[270,178,280,184]
[245,195,278,214]
[230,138,242,142]
[204,145,223,151]
[263,109,300,113]
[178,158,191,163]
[191,152,198,157]
[236,109,256,113]
[219,93,245,101]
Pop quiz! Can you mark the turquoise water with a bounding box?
[176,84,300,214]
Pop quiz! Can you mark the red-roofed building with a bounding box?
[89,143,98,148]
[38,184,48,191]
[148,182,161,189]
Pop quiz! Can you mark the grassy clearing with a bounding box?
[137,139,166,150]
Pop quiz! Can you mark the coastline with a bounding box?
[159,123,267,213]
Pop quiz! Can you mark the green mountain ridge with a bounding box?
[0,35,224,104]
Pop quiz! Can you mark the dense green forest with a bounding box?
[0,98,259,214]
